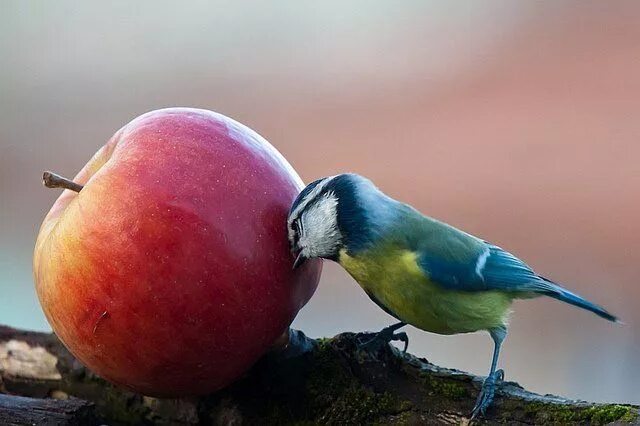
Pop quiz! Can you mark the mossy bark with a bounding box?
[1,326,638,425]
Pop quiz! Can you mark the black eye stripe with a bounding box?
[291,220,301,245]
[291,219,302,238]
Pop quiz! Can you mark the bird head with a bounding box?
[287,175,344,269]
[288,173,396,269]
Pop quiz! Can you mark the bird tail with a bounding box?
[536,276,619,322]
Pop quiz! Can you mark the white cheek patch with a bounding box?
[288,176,337,232]
[299,192,341,258]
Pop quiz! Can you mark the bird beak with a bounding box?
[293,251,307,270]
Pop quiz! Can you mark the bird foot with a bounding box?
[277,329,317,359]
[357,327,409,354]
[470,369,504,420]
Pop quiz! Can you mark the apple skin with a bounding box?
[33,108,322,397]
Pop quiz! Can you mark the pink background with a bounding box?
[1,1,638,403]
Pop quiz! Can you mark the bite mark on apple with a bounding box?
[93,310,110,335]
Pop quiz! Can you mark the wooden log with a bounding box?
[0,394,96,426]
[1,326,638,425]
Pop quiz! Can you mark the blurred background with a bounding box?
[1,1,638,404]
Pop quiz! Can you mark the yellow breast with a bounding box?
[338,248,512,335]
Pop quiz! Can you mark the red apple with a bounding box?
[33,108,322,397]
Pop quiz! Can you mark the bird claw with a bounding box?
[358,329,409,354]
[395,332,410,354]
[470,369,504,420]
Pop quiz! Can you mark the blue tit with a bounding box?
[286,173,618,418]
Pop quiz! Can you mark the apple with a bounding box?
[33,108,322,397]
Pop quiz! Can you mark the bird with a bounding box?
[286,173,618,419]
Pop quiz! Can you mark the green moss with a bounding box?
[620,408,640,423]
[524,402,637,424]
[99,387,148,424]
[397,400,413,411]
[584,405,637,424]
[431,380,467,399]
[315,337,332,348]
[316,385,402,424]
[248,338,412,424]
[420,373,467,399]
[301,341,411,424]
[62,372,149,424]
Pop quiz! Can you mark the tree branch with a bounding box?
[1,325,638,425]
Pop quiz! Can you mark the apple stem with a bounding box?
[42,171,84,193]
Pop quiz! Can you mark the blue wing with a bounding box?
[477,244,547,291]
[417,241,547,293]
[416,240,618,322]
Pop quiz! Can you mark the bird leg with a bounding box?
[471,327,506,420]
[358,321,408,353]
[471,368,504,420]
